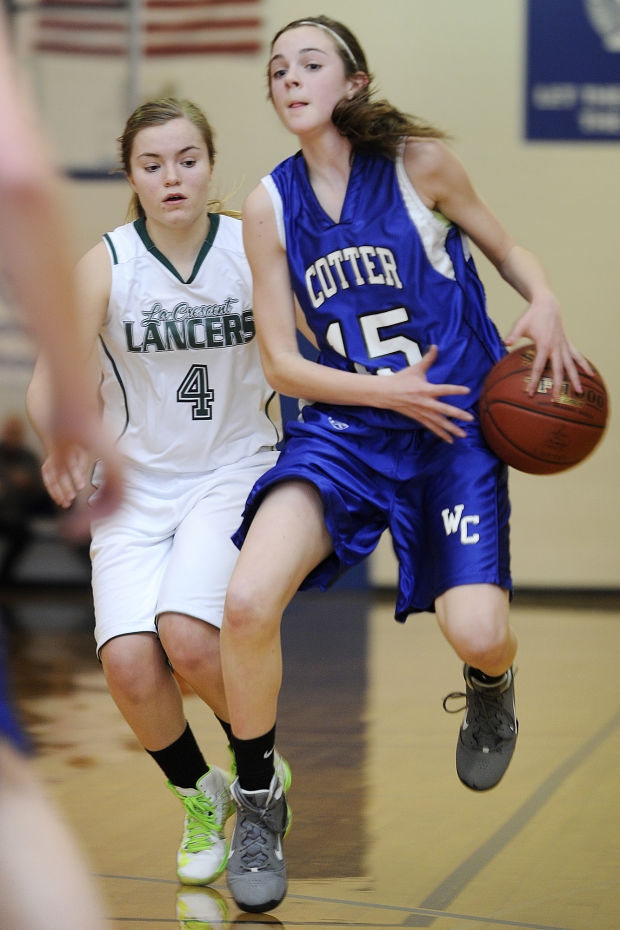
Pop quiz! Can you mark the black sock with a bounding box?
[146,722,208,789]
[216,715,233,744]
[470,666,507,685]
[229,725,276,792]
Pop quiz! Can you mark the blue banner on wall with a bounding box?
[526,0,620,140]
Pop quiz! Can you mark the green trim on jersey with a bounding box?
[98,334,130,437]
[133,213,221,283]
[103,232,119,265]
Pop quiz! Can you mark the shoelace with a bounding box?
[443,673,516,748]
[236,811,275,869]
[182,794,218,852]
[442,691,467,714]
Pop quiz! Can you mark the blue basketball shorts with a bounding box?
[233,404,512,621]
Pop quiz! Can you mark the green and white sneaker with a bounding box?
[273,750,292,794]
[168,766,235,885]
[176,886,228,929]
[227,772,291,913]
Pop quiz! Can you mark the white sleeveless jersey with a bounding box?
[98,213,281,473]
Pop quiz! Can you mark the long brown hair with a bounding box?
[269,15,447,158]
[118,97,238,220]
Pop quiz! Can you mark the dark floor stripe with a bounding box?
[403,707,620,926]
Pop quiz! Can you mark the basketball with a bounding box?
[479,344,609,474]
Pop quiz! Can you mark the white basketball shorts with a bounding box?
[89,449,278,653]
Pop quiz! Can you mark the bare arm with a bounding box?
[1,13,122,530]
[243,184,471,441]
[404,137,590,396]
[26,242,112,512]
[0,23,76,385]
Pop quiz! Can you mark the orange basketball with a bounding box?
[479,345,609,474]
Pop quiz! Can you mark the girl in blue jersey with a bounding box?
[220,15,590,913]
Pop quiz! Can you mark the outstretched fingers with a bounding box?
[386,346,473,441]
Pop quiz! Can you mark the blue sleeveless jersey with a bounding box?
[264,147,506,430]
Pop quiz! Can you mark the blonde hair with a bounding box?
[118,97,240,220]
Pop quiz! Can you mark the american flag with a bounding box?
[33,0,264,56]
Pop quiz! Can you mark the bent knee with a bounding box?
[223,580,280,640]
[439,605,512,670]
[459,624,511,671]
[162,622,221,681]
[100,634,167,703]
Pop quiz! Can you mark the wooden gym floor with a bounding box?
[4,585,620,929]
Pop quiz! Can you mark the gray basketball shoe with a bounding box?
[227,773,291,913]
[444,664,518,791]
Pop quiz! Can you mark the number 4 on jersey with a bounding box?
[177,364,214,420]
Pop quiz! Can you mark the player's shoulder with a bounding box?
[214,211,242,237]
[403,136,452,172]
[75,237,112,305]
[402,137,469,209]
[243,181,274,221]
[212,211,246,256]
[102,219,144,265]
[104,218,136,242]
[76,237,110,276]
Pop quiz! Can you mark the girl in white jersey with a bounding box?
[219,15,591,914]
[27,98,287,899]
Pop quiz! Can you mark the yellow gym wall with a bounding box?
[57,0,618,589]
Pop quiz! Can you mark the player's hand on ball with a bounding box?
[479,345,608,474]
[504,295,592,399]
